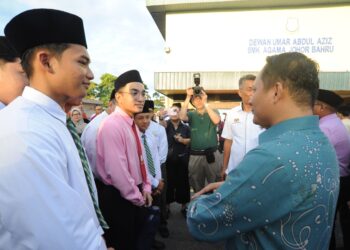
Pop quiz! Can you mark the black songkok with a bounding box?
[4,8,87,57]
[109,89,117,102]
[172,103,182,109]
[114,70,143,91]
[137,100,154,114]
[317,89,343,109]
[0,36,18,58]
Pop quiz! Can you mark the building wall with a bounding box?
[155,72,350,93]
[148,1,350,106]
[82,99,103,117]
[162,6,350,72]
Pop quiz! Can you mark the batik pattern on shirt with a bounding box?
[187,116,339,250]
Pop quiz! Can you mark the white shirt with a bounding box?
[0,101,5,110]
[81,111,108,179]
[141,131,162,189]
[147,121,168,164]
[0,87,106,250]
[222,104,264,173]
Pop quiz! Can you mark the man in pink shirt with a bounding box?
[96,69,152,250]
[313,89,350,250]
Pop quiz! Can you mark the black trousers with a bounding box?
[166,155,190,204]
[329,175,350,250]
[152,164,168,228]
[96,180,148,250]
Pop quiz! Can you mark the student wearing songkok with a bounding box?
[96,69,152,250]
[0,9,106,249]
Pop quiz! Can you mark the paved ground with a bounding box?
[156,203,225,250]
[155,153,226,250]
[156,203,345,250]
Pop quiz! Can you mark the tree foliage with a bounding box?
[153,91,165,109]
[87,73,116,106]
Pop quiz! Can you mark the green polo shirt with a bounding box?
[188,110,219,150]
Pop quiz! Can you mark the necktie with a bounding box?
[131,122,148,183]
[142,134,156,177]
[66,118,109,229]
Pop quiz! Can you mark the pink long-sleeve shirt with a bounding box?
[96,107,151,206]
[319,113,350,177]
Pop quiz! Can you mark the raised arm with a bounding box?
[179,87,193,122]
[201,90,220,125]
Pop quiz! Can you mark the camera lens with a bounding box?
[193,86,202,96]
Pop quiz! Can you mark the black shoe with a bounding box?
[158,226,170,238]
[152,239,165,250]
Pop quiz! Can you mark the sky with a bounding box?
[0,0,166,93]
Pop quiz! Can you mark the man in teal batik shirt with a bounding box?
[187,52,339,250]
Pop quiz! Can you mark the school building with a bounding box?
[146,0,350,111]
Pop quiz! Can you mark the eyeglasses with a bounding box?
[119,89,146,99]
[72,113,81,116]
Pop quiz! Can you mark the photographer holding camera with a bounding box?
[179,74,221,193]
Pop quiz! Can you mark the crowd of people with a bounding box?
[0,7,349,250]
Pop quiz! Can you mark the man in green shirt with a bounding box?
[179,86,221,193]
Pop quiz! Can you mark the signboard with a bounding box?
[248,37,334,54]
[165,6,349,71]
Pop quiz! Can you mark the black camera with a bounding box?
[192,73,202,97]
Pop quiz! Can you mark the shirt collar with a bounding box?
[22,86,66,124]
[0,101,5,111]
[320,113,338,122]
[259,116,319,144]
[233,103,246,112]
[238,102,253,114]
[114,106,134,126]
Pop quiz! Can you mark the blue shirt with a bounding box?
[187,116,339,250]
[0,101,5,110]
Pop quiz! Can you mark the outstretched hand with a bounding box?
[191,181,224,200]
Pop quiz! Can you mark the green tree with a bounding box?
[86,73,116,106]
[152,92,160,99]
[97,73,116,106]
[152,91,165,109]
[86,82,98,99]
